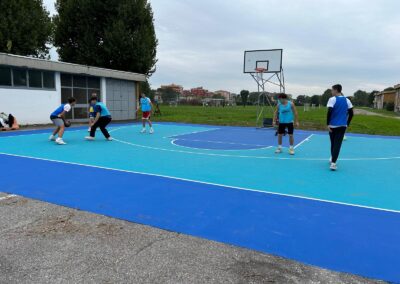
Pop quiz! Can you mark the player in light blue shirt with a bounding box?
[273,93,299,155]
[137,93,154,134]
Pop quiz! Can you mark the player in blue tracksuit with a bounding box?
[85,97,113,141]
[327,84,354,171]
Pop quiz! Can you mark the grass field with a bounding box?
[153,105,400,136]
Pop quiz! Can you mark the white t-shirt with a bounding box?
[64,104,72,112]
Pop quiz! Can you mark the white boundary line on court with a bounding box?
[294,134,314,149]
[0,194,17,202]
[163,128,219,139]
[0,151,399,214]
[170,139,272,152]
[112,137,400,161]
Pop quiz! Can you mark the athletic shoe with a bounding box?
[149,128,154,134]
[330,163,337,171]
[275,148,282,154]
[343,135,347,141]
[49,135,56,141]
[289,148,295,155]
[140,128,146,133]
[106,137,113,141]
[85,136,95,141]
[55,138,66,145]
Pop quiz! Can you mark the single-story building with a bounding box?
[0,53,146,125]
[395,84,400,113]
[373,87,396,110]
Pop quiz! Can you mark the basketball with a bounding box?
[64,120,72,127]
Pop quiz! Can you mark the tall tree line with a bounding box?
[0,0,157,75]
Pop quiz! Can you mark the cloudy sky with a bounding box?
[44,0,400,96]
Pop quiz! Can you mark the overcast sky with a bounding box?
[44,0,400,96]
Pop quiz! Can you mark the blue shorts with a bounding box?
[89,112,96,118]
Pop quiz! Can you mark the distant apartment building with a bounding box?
[374,86,397,110]
[160,83,183,94]
[191,87,208,97]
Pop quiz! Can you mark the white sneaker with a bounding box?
[106,137,113,141]
[289,148,295,155]
[85,136,95,141]
[49,135,56,141]
[330,163,337,171]
[149,128,154,134]
[140,128,146,133]
[55,138,66,145]
[275,148,282,154]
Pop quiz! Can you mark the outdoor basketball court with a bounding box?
[0,122,399,283]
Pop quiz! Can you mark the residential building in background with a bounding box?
[191,87,208,97]
[160,83,183,94]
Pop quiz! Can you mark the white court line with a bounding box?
[170,139,272,152]
[112,137,400,161]
[0,152,399,214]
[109,126,128,133]
[0,126,125,139]
[0,194,17,202]
[171,138,268,147]
[294,134,314,149]
[163,128,218,139]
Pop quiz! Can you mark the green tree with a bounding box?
[368,90,379,107]
[158,87,179,103]
[353,90,369,106]
[0,0,52,57]
[53,0,157,74]
[310,95,320,105]
[320,89,331,106]
[240,90,249,107]
[295,95,306,106]
[140,81,155,101]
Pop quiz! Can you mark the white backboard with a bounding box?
[243,49,283,73]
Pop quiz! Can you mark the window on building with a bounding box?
[61,88,72,103]
[73,75,86,88]
[60,73,101,121]
[43,71,55,89]
[73,88,87,104]
[28,70,42,88]
[88,76,100,89]
[13,69,27,87]
[0,66,12,86]
[61,74,72,87]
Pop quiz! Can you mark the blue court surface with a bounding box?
[1,122,399,282]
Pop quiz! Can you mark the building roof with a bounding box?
[0,53,146,82]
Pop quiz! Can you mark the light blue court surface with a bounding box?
[1,123,400,282]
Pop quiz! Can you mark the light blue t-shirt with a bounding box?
[95,102,111,117]
[140,97,152,112]
[278,102,294,123]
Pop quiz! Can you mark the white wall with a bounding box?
[0,72,61,125]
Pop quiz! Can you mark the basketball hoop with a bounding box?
[255,67,266,73]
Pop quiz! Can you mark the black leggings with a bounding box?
[90,116,112,138]
[329,127,346,163]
